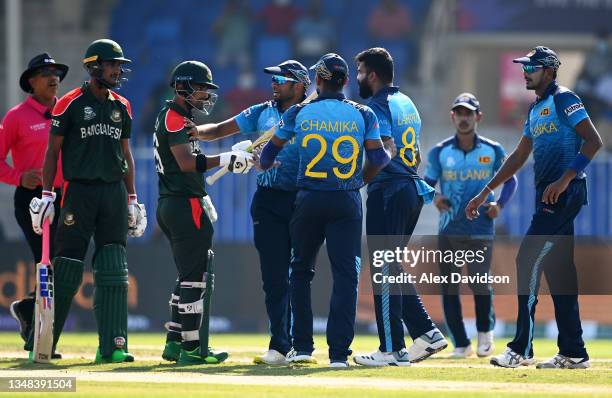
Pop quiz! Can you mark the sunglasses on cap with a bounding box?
[36,67,64,77]
[271,75,298,85]
[522,64,544,74]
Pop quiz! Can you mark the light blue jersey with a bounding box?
[235,100,298,191]
[276,92,380,191]
[522,81,589,187]
[367,86,421,191]
[425,135,506,236]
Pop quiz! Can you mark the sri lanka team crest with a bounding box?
[479,156,491,164]
[540,107,550,116]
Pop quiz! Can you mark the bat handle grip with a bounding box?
[206,166,230,186]
[42,219,51,264]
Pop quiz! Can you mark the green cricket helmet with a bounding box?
[170,61,219,116]
[83,39,131,64]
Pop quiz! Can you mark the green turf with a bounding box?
[2,333,612,397]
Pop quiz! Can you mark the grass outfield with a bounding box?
[1,332,612,397]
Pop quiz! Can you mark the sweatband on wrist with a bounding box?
[366,146,391,168]
[42,190,54,197]
[260,140,283,170]
[568,152,590,174]
[196,153,208,173]
[497,175,517,208]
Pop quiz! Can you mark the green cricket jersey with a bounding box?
[153,101,205,198]
[51,82,131,182]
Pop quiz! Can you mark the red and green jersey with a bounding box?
[51,83,132,182]
[154,101,205,198]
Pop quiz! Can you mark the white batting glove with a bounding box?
[30,190,56,235]
[220,150,253,174]
[128,194,147,237]
[202,195,218,223]
[231,140,252,152]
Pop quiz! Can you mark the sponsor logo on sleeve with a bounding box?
[564,103,584,117]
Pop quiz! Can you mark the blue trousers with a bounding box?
[438,236,495,348]
[251,186,296,355]
[366,180,435,352]
[508,179,588,359]
[290,190,362,361]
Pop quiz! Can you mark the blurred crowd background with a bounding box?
[2,0,612,243]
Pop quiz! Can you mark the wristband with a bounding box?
[128,194,138,204]
[196,153,208,173]
[42,190,54,197]
[568,152,590,174]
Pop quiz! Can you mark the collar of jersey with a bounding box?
[25,95,55,116]
[451,133,482,151]
[372,85,399,100]
[168,100,191,119]
[536,81,559,103]
[81,82,114,103]
[314,92,346,101]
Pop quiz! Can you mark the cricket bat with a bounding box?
[206,90,318,185]
[33,219,54,363]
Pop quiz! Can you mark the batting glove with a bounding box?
[220,150,253,174]
[202,195,218,223]
[30,190,56,235]
[128,194,147,238]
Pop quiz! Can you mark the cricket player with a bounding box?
[425,93,517,359]
[1,53,67,349]
[466,46,603,369]
[28,39,147,363]
[156,60,253,365]
[260,53,392,367]
[351,47,448,367]
[188,60,311,365]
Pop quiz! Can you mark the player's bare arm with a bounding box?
[465,136,531,220]
[188,117,241,142]
[541,118,603,205]
[121,139,136,195]
[41,134,63,192]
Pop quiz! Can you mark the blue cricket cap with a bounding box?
[310,53,348,81]
[264,60,311,86]
[452,92,480,112]
[513,46,561,69]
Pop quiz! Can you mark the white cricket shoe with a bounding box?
[536,354,590,369]
[253,349,288,365]
[477,331,495,357]
[490,348,535,368]
[353,348,411,367]
[408,328,448,362]
[286,349,317,364]
[330,360,349,368]
[449,345,474,359]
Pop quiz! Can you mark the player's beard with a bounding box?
[358,79,373,99]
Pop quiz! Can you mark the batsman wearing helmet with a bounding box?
[27,39,146,363]
[155,61,252,365]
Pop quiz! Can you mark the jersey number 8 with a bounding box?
[400,126,417,167]
[302,134,359,179]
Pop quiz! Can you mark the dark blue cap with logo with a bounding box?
[264,60,311,86]
[310,53,349,81]
[452,92,480,112]
[512,46,561,69]
[19,52,69,93]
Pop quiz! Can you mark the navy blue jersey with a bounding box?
[523,82,589,187]
[425,134,507,236]
[276,93,380,191]
[367,86,421,192]
[235,100,298,191]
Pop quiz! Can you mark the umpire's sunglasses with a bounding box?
[36,67,64,77]
[271,75,298,85]
[522,64,544,74]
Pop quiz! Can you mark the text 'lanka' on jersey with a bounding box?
[523,81,589,187]
[425,135,506,237]
[275,92,380,191]
[235,100,298,191]
[367,86,421,191]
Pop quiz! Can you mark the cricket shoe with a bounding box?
[408,328,448,362]
[536,354,590,369]
[477,331,495,357]
[162,341,181,362]
[94,348,135,364]
[490,348,534,368]
[449,345,474,359]
[353,348,411,366]
[330,360,349,368]
[253,349,288,365]
[10,299,33,342]
[176,346,229,365]
[286,349,317,364]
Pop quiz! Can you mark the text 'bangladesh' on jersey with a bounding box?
[523,81,589,187]
[275,92,381,191]
[234,100,298,191]
[154,101,205,198]
[51,83,131,182]
[367,86,422,192]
